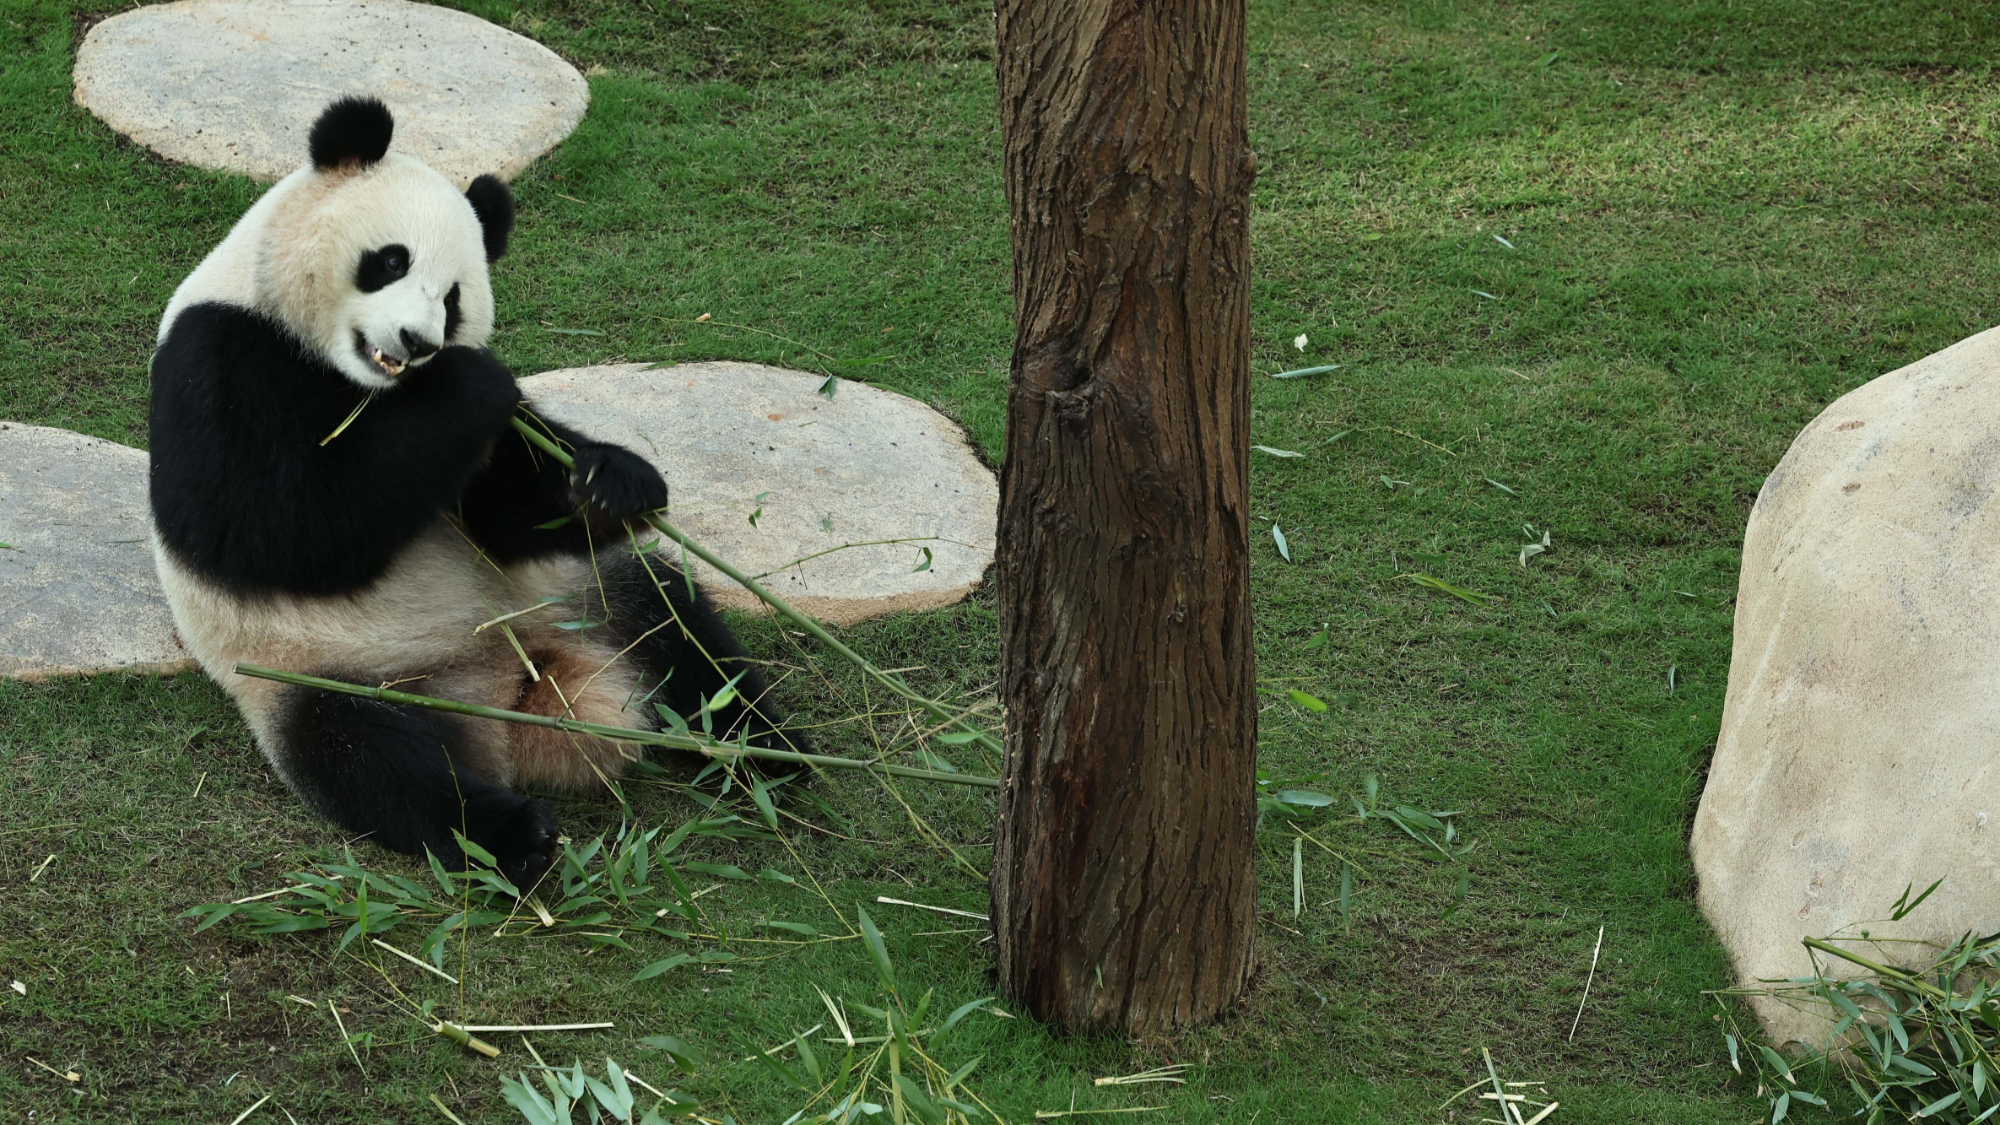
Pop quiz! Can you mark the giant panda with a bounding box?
[149,97,795,881]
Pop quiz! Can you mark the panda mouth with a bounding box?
[354,332,406,379]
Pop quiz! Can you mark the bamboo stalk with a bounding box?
[433,1020,501,1058]
[1801,936,1949,1000]
[232,663,998,789]
[457,1022,613,1033]
[507,414,1002,754]
[372,938,459,984]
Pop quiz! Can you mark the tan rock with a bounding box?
[1694,325,2000,1049]
[521,362,997,626]
[73,0,588,184]
[0,424,193,681]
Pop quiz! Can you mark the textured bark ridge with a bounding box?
[990,0,1258,1033]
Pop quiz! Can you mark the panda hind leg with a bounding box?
[589,551,808,758]
[505,641,651,792]
[272,683,558,882]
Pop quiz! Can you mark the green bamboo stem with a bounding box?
[432,1019,501,1058]
[1801,936,1949,1000]
[233,663,998,789]
[507,413,1002,755]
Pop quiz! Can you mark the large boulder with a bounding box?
[1694,326,2000,1048]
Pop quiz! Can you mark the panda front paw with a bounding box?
[570,443,667,522]
[460,792,560,886]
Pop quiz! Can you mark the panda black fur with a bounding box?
[150,97,796,881]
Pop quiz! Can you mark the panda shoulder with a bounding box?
[151,302,330,440]
[155,302,299,378]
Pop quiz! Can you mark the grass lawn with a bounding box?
[7,0,2000,1119]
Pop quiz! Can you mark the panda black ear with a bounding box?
[464,175,515,263]
[309,97,394,171]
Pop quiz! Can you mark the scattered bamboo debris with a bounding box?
[1568,925,1605,1043]
[25,1056,79,1082]
[433,1020,501,1058]
[1093,1064,1187,1087]
[876,895,990,921]
[459,1022,614,1033]
[372,938,459,984]
[233,878,342,905]
[329,999,366,1074]
[1437,1049,1558,1125]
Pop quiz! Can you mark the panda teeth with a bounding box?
[370,346,406,378]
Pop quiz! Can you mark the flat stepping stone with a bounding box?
[0,424,193,682]
[523,362,997,626]
[74,0,588,183]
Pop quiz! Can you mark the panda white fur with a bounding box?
[149,97,795,880]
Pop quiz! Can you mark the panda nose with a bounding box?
[400,329,440,360]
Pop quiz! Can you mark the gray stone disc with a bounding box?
[522,363,998,626]
[73,0,589,183]
[0,424,193,682]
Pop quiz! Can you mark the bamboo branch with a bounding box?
[1801,936,1949,1000]
[232,663,998,789]
[508,414,1002,754]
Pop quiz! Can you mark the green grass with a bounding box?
[7,0,1998,1119]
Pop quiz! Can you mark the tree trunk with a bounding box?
[989,0,1258,1033]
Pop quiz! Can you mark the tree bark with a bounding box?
[989,0,1258,1033]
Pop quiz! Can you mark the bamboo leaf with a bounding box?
[750,776,780,831]
[857,906,897,993]
[640,1034,706,1075]
[1892,878,1945,922]
[682,862,752,880]
[633,953,694,981]
[935,996,997,1043]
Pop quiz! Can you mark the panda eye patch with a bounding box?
[355,244,413,292]
[443,282,462,341]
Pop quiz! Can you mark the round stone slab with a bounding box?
[0,424,193,682]
[521,363,997,626]
[73,0,588,183]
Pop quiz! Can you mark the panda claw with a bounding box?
[460,793,559,886]
[569,443,667,521]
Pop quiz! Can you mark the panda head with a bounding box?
[260,97,515,390]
